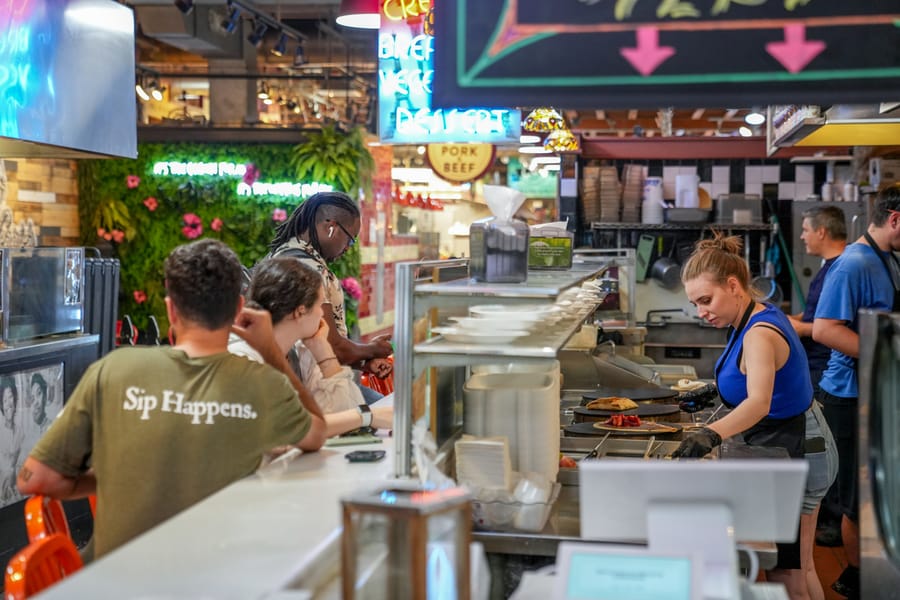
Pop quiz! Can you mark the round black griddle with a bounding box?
[573,403,680,421]
[565,422,683,437]
[582,386,678,402]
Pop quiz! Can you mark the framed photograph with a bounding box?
[0,362,64,507]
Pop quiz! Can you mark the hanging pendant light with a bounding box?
[523,107,566,133]
[336,0,380,29]
[543,129,580,153]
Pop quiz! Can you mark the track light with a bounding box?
[271,32,288,57]
[135,79,150,102]
[292,44,305,67]
[257,81,269,100]
[173,0,193,14]
[151,84,165,102]
[247,21,267,47]
[222,6,241,33]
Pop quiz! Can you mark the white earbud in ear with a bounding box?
[328,226,335,238]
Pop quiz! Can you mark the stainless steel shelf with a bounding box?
[413,303,596,370]
[414,261,604,299]
[590,222,773,231]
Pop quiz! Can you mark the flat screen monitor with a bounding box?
[579,458,807,543]
[578,459,807,600]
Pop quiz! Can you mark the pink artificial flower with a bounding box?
[126,175,140,189]
[133,290,147,304]
[182,212,203,239]
[272,208,287,222]
[111,229,125,243]
[243,163,260,186]
[103,232,112,241]
[143,196,158,211]
[211,217,223,232]
[341,277,363,301]
[97,227,107,238]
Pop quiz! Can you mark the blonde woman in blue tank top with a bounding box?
[673,232,814,600]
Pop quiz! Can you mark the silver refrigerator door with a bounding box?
[859,310,900,598]
[790,200,869,314]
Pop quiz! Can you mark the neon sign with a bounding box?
[378,3,520,144]
[151,161,332,199]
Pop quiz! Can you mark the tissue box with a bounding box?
[469,218,529,283]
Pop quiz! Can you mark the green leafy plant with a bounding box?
[291,125,374,199]
[78,140,364,335]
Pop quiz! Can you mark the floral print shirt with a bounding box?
[270,238,347,336]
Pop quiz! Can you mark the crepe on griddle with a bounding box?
[585,396,639,411]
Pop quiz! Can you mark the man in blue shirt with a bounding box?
[813,184,900,599]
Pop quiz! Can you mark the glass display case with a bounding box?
[391,250,634,478]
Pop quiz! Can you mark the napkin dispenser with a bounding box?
[528,222,573,270]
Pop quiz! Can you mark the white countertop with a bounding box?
[37,438,398,599]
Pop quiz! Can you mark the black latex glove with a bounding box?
[671,427,722,458]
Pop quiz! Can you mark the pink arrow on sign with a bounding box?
[766,24,825,74]
[620,27,675,76]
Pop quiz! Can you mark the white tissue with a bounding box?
[483,184,526,222]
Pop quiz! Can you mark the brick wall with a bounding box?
[1,158,80,246]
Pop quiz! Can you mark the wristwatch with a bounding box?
[356,404,373,428]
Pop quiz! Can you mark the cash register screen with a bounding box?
[555,543,699,600]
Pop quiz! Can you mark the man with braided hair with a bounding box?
[267,192,393,381]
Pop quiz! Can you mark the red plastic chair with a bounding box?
[24,494,96,544]
[24,496,70,543]
[3,533,83,599]
[360,356,394,395]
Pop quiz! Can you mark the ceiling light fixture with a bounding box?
[523,107,566,133]
[738,126,753,137]
[745,109,766,126]
[247,21,267,47]
[257,81,269,99]
[151,83,165,102]
[271,32,288,57]
[519,134,541,144]
[336,0,380,29]
[173,0,193,14]
[292,44,305,68]
[543,129,580,152]
[222,6,241,33]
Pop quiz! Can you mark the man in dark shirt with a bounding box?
[788,205,847,393]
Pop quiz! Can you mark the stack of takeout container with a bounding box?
[621,164,645,223]
[597,166,621,222]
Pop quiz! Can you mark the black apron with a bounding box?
[863,232,900,311]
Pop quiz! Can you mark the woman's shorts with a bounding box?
[802,401,839,514]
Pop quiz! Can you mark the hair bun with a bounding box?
[695,231,742,255]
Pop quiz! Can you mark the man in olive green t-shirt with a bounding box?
[17,239,327,559]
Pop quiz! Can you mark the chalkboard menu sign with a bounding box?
[432,0,900,109]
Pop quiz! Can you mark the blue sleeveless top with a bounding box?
[715,303,812,419]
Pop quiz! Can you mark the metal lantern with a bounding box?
[341,486,472,600]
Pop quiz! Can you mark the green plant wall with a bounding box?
[78,141,362,335]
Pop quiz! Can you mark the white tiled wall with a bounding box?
[694,164,818,203]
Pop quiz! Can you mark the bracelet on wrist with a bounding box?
[317,356,338,366]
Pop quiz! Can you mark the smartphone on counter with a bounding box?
[345,450,386,463]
